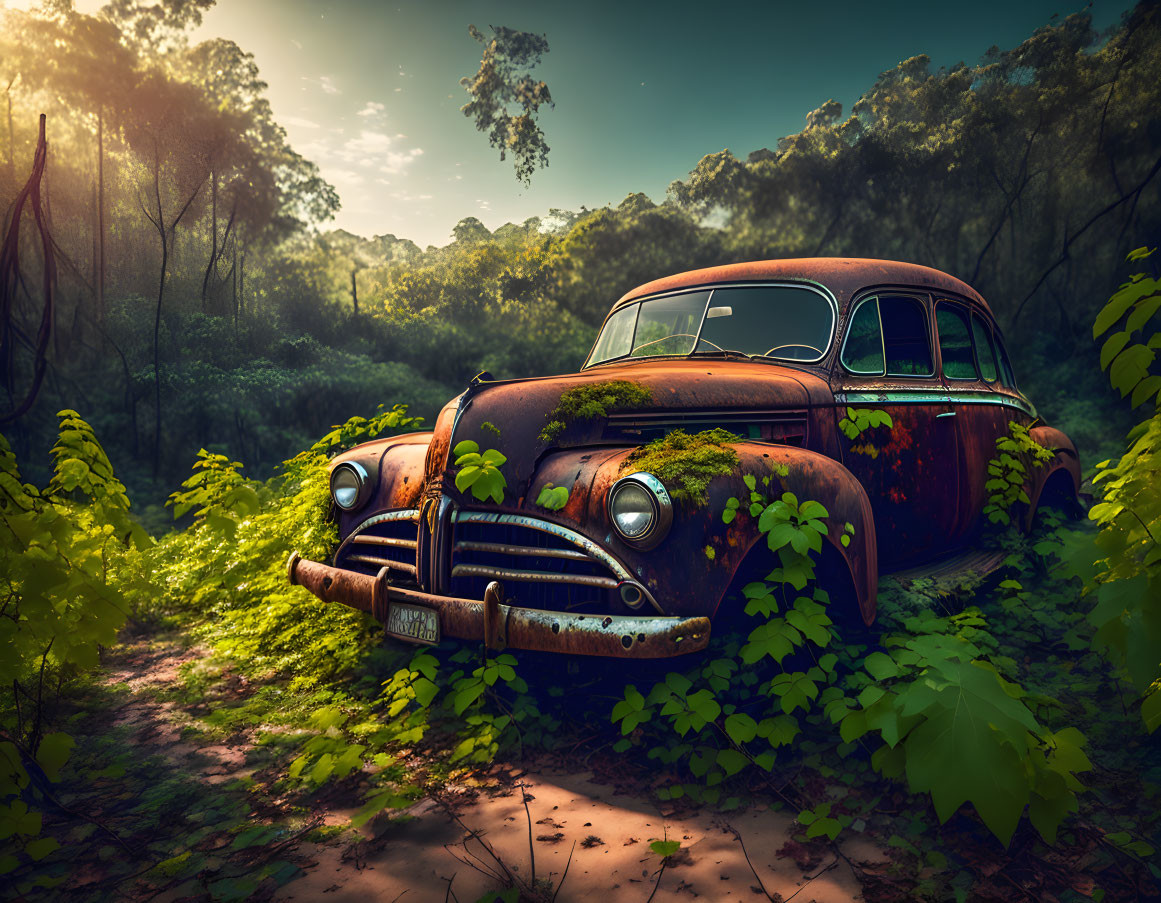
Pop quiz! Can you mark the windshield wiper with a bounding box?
[689,349,755,361]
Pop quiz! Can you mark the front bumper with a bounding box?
[287,552,710,658]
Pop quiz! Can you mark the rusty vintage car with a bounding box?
[288,258,1081,658]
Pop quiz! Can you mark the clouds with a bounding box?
[282,115,321,129]
[357,101,386,117]
[300,74,341,95]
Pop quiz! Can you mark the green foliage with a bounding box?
[613,469,1092,847]
[983,421,1054,526]
[539,380,652,442]
[620,428,740,507]
[649,838,682,858]
[154,404,421,682]
[460,24,553,185]
[613,477,838,810]
[535,483,569,511]
[1079,248,1161,732]
[838,608,1090,845]
[0,412,154,875]
[838,407,894,458]
[452,440,508,504]
[1094,248,1161,409]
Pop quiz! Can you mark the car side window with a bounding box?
[936,304,978,380]
[971,313,999,382]
[840,297,885,373]
[994,332,1018,388]
[880,295,933,376]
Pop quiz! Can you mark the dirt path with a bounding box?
[39,638,893,902]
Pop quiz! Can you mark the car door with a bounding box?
[934,299,1017,537]
[835,292,961,568]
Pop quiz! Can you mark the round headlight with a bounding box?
[330,462,370,511]
[607,472,673,549]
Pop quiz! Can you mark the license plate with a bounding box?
[385,601,440,645]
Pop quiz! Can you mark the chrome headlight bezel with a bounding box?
[330,461,372,511]
[607,472,673,550]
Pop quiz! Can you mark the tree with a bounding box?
[460,24,553,185]
[122,69,212,478]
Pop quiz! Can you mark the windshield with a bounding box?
[585,284,835,367]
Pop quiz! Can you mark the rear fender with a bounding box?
[1025,426,1082,529]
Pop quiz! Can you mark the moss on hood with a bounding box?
[620,428,740,507]
[540,380,652,442]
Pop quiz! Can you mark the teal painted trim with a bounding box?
[836,390,1037,418]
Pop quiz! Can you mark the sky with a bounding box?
[153,0,1139,247]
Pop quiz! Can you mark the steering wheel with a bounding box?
[762,342,823,358]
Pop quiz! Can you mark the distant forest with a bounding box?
[1,1,1159,522]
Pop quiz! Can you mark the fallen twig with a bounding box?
[727,825,778,902]
[783,856,839,903]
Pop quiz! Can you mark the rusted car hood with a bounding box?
[439,359,832,503]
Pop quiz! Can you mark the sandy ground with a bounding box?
[86,639,888,903]
[280,769,885,903]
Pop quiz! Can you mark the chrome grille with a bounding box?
[449,512,633,613]
[336,510,420,581]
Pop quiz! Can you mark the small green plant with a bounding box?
[983,421,1053,526]
[453,440,508,504]
[535,483,569,511]
[620,428,739,506]
[539,380,652,442]
[838,407,893,458]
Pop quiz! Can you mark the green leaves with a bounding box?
[535,483,569,511]
[798,802,843,840]
[1092,249,1161,409]
[649,838,681,858]
[453,440,508,504]
[611,685,653,734]
[723,713,758,745]
[982,421,1052,526]
[839,407,894,455]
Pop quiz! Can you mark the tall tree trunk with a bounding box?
[351,268,359,316]
[238,240,245,318]
[91,182,98,308]
[201,168,216,313]
[5,80,14,186]
[151,147,167,481]
[231,237,238,329]
[96,109,105,332]
[0,114,54,428]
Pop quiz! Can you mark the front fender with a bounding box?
[332,432,433,537]
[521,443,878,625]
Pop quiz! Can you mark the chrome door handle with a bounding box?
[936,411,957,419]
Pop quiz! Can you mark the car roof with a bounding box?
[613,257,991,316]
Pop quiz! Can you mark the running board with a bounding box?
[882,547,1008,584]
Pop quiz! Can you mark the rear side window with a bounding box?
[937,305,978,380]
[995,334,1018,388]
[841,298,885,373]
[842,295,932,376]
[971,314,998,382]
[880,296,933,376]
